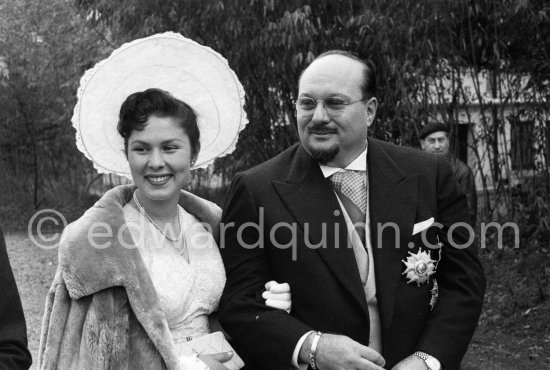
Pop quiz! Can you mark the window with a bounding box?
[510,118,535,170]
[450,123,469,163]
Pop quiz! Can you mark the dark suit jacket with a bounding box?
[219,138,485,370]
[448,156,478,225]
[0,228,32,370]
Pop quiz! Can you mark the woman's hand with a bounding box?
[262,281,292,313]
[198,351,233,370]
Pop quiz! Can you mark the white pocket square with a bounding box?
[412,217,434,235]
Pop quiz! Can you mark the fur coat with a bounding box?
[37,185,222,370]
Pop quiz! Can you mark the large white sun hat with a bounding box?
[72,32,248,179]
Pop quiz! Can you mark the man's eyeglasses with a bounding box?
[295,97,369,116]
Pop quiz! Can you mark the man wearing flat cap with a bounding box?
[419,122,478,225]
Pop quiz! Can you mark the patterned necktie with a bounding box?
[330,170,367,214]
[330,169,381,354]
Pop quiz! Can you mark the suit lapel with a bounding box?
[368,139,418,332]
[272,145,369,316]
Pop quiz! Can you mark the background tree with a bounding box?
[1,0,548,240]
[0,0,108,226]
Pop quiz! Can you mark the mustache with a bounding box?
[309,124,337,134]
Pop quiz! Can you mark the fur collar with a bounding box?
[59,184,222,300]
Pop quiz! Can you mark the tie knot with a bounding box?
[330,170,367,214]
[330,170,364,190]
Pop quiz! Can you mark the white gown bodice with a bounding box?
[123,202,226,345]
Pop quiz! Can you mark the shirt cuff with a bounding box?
[291,330,315,369]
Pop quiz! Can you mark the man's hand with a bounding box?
[300,333,385,370]
[391,354,428,370]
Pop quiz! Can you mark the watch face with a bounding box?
[425,357,441,370]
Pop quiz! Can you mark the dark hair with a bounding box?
[301,50,377,99]
[117,88,200,163]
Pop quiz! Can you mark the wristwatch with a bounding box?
[413,351,441,370]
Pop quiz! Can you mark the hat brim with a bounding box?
[73,32,248,178]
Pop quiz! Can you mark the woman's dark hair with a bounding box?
[117,88,200,163]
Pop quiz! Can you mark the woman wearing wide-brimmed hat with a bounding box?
[37,33,290,370]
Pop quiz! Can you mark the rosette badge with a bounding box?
[402,249,436,286]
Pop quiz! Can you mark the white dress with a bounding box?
[123,202,226,368]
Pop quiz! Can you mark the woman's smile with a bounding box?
[128,115,193,203]
[145,174,173,185]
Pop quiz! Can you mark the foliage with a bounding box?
[0,0,549,243]
[0,0,108,212]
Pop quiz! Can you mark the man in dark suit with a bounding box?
[419,122,478,225]
[0,227,32,370]
[219,51,485,370]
